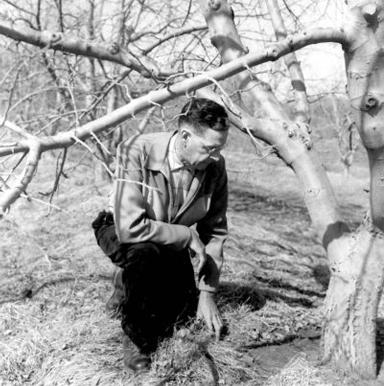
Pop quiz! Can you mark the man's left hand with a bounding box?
[197,290,223,341]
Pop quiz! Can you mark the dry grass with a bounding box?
[265,354,330,386]
[0,139,375,385]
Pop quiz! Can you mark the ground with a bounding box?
[1,128,383,385]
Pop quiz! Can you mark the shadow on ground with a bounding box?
[217,281,266,311]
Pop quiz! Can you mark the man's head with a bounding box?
[176,98,229,170]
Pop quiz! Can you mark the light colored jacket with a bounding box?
[113,131,228,292]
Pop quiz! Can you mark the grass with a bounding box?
[0,130,378,385]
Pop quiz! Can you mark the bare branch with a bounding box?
[266,0,310,123]
[0,139,41,213]
[142,25,207,54]
[0,26,347,160]
[2,0,36,17]
[2,152,27,184]
[0,117,30,138]
[0,63,23,125]
[0,21,172,80]
[39,149,68,213]
[0,26,348,209]
[137,106,156,133]
[181,0,193,27]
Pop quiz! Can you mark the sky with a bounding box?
[235,0,349,96]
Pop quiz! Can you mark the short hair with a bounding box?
[178,98,229,133]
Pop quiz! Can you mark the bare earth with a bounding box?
[1,132,383,385]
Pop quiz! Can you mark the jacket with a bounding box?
[112,131,228,292]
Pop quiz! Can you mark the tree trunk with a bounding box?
[199,0,384,379]
[323,223,384,377]
[322,1,384,378]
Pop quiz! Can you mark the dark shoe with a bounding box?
[106,268,124,318]
[123,336,151,373]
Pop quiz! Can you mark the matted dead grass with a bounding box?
[0,143,377,385]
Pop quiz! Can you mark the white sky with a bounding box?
[236,0,349,96]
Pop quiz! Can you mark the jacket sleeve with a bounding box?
[196,158,228,292]
[113,136,192,250]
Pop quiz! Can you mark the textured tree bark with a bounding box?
[198,0,384,379]
[0,28,343,213]
[265,0,310,123]
[197,0,347,247]
[0,21,165,79]
[323,225,384,378]
[322,1,384,378]
[344,0,384,231]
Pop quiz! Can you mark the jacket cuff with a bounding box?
[198,284,217,293]
[172,224,192,250]
[198,254,220,292]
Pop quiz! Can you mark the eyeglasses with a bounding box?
[189,127,227,156]
[202,144,225,155]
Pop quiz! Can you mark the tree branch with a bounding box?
[0,21,171,80]
[142,25,207,54]
[2,0,36,17]
[0,139,41,213]
[0,26,348,210]
[266,0,310,123]
[198,0,349,248]
[0,26,347,159]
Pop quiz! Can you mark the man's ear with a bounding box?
[180,127,192,142]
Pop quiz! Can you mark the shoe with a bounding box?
[123,336,151,373]
[106,268,124,318]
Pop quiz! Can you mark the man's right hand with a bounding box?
[188,229,207,275]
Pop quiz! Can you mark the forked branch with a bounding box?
[0,26,348,212]
[0,21,170,80]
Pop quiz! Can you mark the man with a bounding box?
[92,98,229,372]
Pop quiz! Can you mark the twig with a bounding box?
[115,178,162,192]
[39,149,68,212]
[20,192,67,213]
[71,134,114,177]
[3,152,27,184]
[142,25,207,55]
[180,0,193,27]
[8,86,75,114]
[0,65,22,127]
[0,117,30,138]
[0,61,22,88]
[90,132,111,155]
[65,81,79,127]
[137,106,156,133]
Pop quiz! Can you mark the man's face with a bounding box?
[179,123,228,170]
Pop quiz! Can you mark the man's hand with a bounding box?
[188,228,207,275]
[197,290,223,341]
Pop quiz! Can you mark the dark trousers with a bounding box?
[92,211,198,354]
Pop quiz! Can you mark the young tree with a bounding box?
[0,0,383,380]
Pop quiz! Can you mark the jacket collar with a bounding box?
[144,131,175,173]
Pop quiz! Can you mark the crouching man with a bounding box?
[92,98,229,372]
